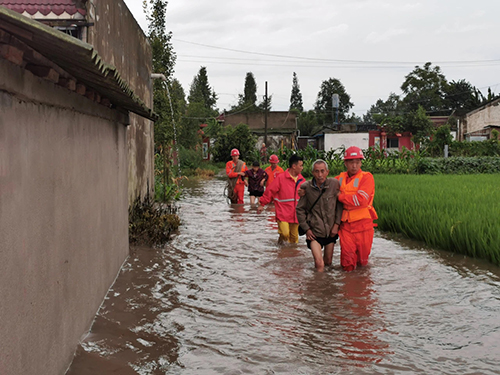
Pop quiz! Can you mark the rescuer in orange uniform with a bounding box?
[226,148,248,204]
[335,146,378,272]
[264,154,284,188]
[257,154,305,244]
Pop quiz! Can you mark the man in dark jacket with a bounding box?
[296,159,343,271]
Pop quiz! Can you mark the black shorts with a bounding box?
[306,235,338,249]
[249,190,264,197]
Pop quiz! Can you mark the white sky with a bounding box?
[123,0,500,118]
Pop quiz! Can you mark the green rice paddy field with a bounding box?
[374,174,500,266]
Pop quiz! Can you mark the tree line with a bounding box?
[145,1,499,158]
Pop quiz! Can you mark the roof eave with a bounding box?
[0,6,157,121]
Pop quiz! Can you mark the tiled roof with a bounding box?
[0,6,156,121]
[0,0,86,16]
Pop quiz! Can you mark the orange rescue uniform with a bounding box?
[335,170,378,271]
[226,160,248,204]
[264,165,284,187]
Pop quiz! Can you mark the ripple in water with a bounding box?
[67,178,500,375]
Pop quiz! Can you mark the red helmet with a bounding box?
[269,154,279,163]
[344,146,364,160]
[230,148,240,156]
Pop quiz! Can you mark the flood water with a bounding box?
[67,177,500,375]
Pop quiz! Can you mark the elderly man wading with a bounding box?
[296,159,343,271]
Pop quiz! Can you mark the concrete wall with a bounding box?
[324,133,369,151]
[465,99,500,137]
[0,57,129,375]
[255,134,295,153]
[225,111,297,131]
[87,0,154,203]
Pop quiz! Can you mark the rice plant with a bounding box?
[374,174,500,265]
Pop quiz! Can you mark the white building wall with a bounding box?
[324,133,370,151]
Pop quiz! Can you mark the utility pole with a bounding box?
[332,93,339,127]
[264,81,268,146]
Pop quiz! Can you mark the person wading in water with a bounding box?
[264,154,284,188]
[257,154,305,244]
[335,146,377,271]
[296,159,342,272]
[226,148,248,204]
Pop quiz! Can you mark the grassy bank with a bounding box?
[374,174,500,266]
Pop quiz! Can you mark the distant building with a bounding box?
[368,116,454,151]
[458,98,500,141]
[221,111,298,150]
[299,123,377,151]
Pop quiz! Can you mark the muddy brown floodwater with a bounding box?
[67,177,500,375]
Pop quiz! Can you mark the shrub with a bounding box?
[210,123,257,162]
[129,194,181,247]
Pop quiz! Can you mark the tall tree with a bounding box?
[289,72,304,112]
[145,0,176,80]
[144,0,178,148]
[400,62,448,115]
[258,94,272,111]
[444,79,485,114]
[484,87,500,102]
[187,66,217,111]
[363,93,401,123]
[406,105,434,145]
[242,72,257,106]
[315,78,354,124]
[231,72,259,112]
[181,67,218,148]
[297,110,320,136]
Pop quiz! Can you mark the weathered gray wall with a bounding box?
[465,99,500,136]
[226,111,297,131]
[87,0,154,203]
[0,58,129,375]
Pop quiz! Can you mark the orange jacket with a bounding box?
[335,170,378,224]
[226,160,248,185]
[264,165,284,187]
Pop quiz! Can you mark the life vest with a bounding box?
[338,171,378,223]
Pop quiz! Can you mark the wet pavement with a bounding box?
[67,177,500,374]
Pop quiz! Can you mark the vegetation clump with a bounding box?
[129,194,180,247]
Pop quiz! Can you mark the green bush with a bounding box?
[179,146,204,174]
[210,123,257,162]
[449,139,500,157]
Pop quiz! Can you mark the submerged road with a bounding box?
[67,177,500,374]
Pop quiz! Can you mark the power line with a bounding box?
[173,38,500,66]
[177,58,500,70]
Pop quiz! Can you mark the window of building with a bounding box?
[387,138,399,148]
[54,26,82,40]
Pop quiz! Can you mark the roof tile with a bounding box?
[0,0,86,16]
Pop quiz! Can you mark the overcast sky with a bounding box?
[123,0,500,118]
